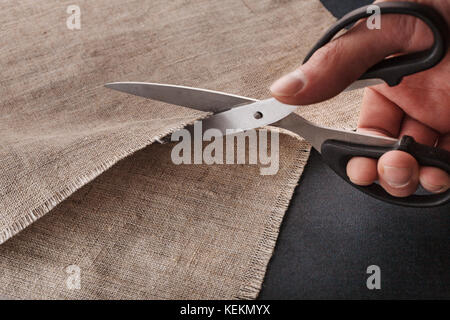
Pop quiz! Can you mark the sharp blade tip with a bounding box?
[104,82,124,91]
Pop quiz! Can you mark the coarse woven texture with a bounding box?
[0,0,363,299]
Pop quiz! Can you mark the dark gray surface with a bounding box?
[259,150,450,299]
[259,0,449,299]
[321,0,373,18]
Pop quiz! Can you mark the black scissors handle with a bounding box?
[304,2,449,207]
[321,136,450,208]
[303,1,448,86]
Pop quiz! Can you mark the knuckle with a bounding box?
[305,39,358,85]
[308,40,342,69]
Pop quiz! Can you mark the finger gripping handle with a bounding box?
[321,136,450,208]
[303,1,448,86]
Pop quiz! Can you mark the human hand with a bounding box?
[270,0,450,197]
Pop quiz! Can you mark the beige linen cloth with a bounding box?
[0,0,362,299]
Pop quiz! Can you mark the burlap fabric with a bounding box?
[0,0,362,299]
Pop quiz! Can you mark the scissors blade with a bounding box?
[344,78,385,91]
[104,82,256,113]
[193,98,297,135]
[106,81,393,148]
[105,79,384,114]
[273,113,397,152]
[182,99,396,152]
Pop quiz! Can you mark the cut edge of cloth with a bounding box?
[0,114,210,244]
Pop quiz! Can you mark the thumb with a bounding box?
[270,17,414,105]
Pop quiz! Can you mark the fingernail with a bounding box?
[382,165,412,188]
[349,178,373,186]
[421,181,448,193]
[270,69,306,97]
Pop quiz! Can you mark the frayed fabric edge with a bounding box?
[237,130,311,300]
[0,114,209,245]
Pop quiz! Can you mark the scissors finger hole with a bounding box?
[254,111,263,119]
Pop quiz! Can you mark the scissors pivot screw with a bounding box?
[253,111,263,120]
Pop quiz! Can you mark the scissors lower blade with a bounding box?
[272,113,398,152]
[187,98,297,136]
[105,82,256,113]
[193,101,396,149]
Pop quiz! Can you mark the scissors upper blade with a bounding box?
[105,82,256,113]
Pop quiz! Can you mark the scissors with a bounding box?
[105,2,449,208]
